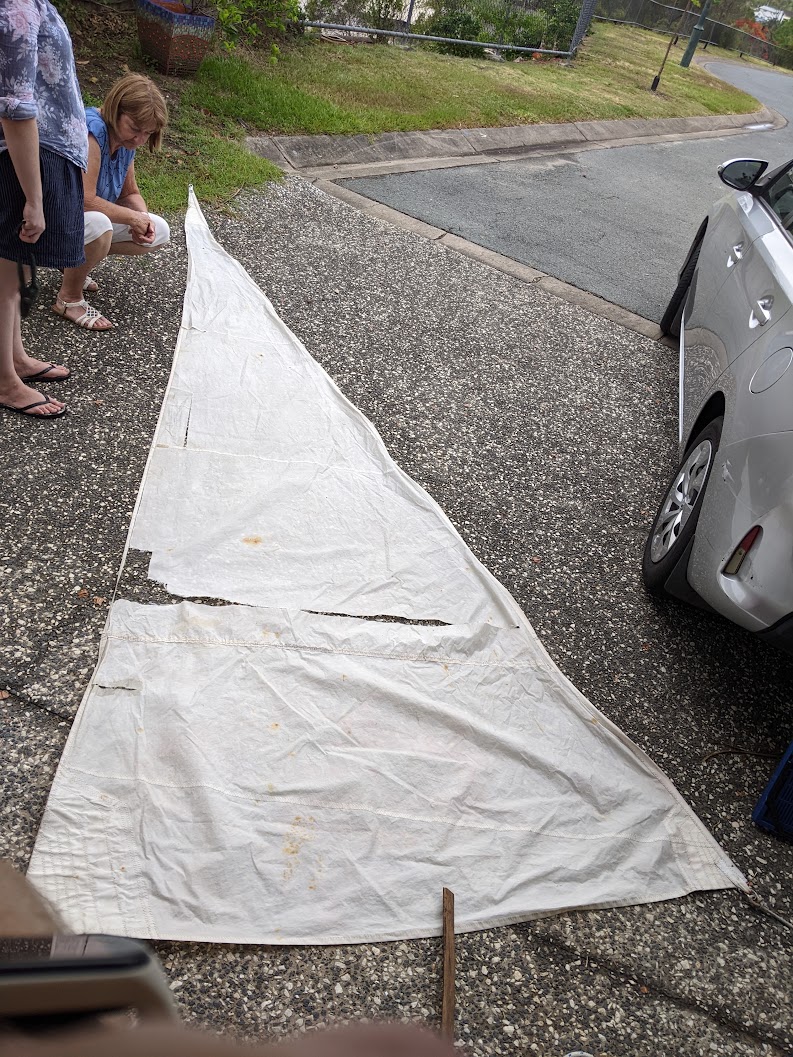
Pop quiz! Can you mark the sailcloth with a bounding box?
[28,192,745,943]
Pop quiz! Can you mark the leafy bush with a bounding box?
[770,19,793,69]
[421,8,485,54]
[500,13,547,55]
[364,0,404,28]
[772,17,793,48]
[538,0,579,50]
[303,0,369,23]
[303,0,403,30]
[472,0,546,54]
[209,0,303,45]
[419,0,578,57]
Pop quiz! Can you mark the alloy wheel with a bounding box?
[649,440,713,563]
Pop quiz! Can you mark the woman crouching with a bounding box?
[54,73,170,331]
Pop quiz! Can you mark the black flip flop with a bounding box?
[20,364,71,384]
[1,397,67,419]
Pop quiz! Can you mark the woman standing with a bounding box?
[0,0,88,418]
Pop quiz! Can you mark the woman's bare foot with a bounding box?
[14,354,70,383]
[0,379,65,416]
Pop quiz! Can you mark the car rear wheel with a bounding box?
[659,222,706,338]
[642,417,723,595]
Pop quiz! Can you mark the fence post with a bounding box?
[405,0,416,33]
[680,0,713,66]
[569,0,599,53]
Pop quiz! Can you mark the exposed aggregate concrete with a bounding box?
[1,176,791,1056]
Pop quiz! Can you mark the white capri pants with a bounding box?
[83,210,170,248]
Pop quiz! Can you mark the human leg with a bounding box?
[53,211,113,331]
[12,306,71,384]
[0,259,65,417]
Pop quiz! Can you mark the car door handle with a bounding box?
[727,243,745,267]
[749,296,773,328]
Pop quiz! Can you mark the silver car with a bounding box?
[643,156,793,654]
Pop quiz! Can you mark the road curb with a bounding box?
[248,105,785,180]
[314,179,668,343]
[247,69,784,342]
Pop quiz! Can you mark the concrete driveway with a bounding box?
[1,172,792,1055]
[337,61,793,322]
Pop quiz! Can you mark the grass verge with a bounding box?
[64,3,763,212]
[187,23,761,136]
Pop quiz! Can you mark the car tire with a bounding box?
[659,223,706,338]
[642,417,723,596]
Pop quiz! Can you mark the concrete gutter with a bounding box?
[247,105,785,180]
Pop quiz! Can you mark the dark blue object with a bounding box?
[753,740,793,841]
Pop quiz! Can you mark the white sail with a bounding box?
[27,193,745,942]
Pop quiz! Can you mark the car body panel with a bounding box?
[681,195,793,449]
[654,159,793,649]
[689,431,793,631]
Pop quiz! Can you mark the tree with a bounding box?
[708,0,756,24]
[772,16,793,46]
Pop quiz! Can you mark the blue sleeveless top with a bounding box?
[85,106,135,203]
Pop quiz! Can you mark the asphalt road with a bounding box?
[339,61,793,322]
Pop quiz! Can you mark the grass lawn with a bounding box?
[186,22,761,137]
[64,3,765,213]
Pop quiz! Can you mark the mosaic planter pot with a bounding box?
[136,0,216,76]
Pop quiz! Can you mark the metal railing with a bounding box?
[303,20,568,54]
[301,0,599,58]
[595,0,793,67]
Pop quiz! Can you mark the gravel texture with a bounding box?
[1,176,792,1056]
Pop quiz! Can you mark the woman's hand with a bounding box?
[19,200,45,242]
[129,210,155,244]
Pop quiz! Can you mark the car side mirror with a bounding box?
[718,158,768,191]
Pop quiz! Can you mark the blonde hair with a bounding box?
[101,74,168,152]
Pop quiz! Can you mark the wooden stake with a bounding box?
[441,887,455,1042]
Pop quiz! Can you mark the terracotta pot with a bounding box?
[136,0,216,76]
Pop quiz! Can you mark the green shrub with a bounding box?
[303,0,401,28]
[212,0,303,45]
[471,0,547,54]
[422,9,484,54]
[500,12,547,55]
[303,0,368,22]
[539,0,579,50]
[364,0,404,28]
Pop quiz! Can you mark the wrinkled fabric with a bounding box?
[28,601,744,943]
[28,193,746,942]
[128,194,515,627]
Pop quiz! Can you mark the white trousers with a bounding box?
[83,209,170,248]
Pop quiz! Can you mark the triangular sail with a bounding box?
[27,193,745,942]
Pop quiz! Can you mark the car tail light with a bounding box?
[723,526,762,575]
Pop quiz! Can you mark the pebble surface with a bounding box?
[1,176,791,1056]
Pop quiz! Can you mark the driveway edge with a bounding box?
[314,179,666,343]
